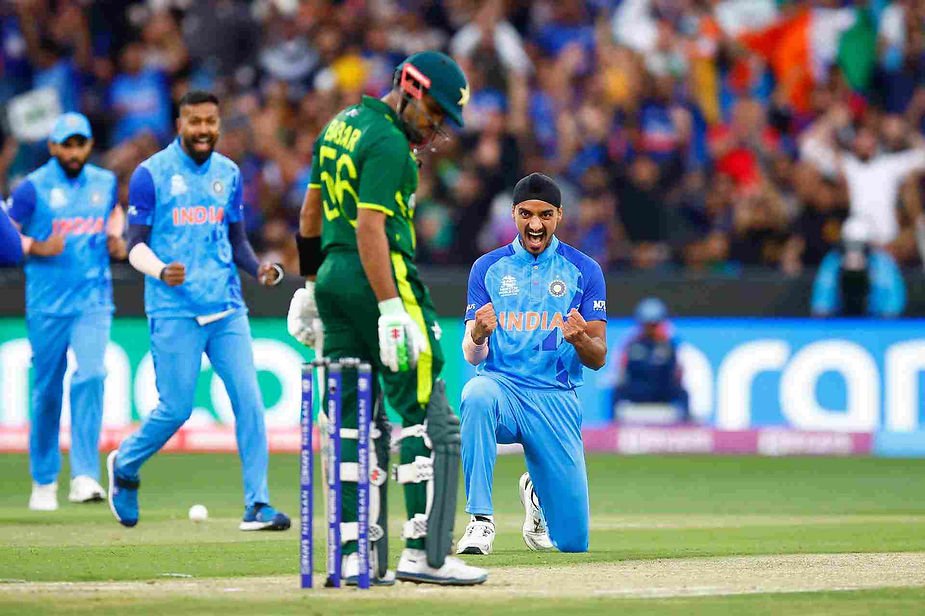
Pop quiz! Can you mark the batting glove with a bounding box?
[287,282,323,348]
[377,297,426,372]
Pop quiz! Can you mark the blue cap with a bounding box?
[635,297,667,324]
[49,112,92,143]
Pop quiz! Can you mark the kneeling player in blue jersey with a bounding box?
[107,91,289,531]
[455,173,607,555]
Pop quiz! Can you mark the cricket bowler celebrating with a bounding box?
[287,51,487,586]
[107,91,290,531]
[456,172,607,555]
[8,112,126,510]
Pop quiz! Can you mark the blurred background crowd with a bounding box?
[3,0,925,276]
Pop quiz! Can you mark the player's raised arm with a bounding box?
[563,309,607,370]
[462,257,495,366]
[565,256,608,370]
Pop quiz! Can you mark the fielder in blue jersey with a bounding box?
[455,173,607,555]
[107,91,289,531]
[7,112,127,511]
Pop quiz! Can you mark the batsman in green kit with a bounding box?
[287,51,487,586]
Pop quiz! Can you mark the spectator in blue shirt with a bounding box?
[613,298,690,422]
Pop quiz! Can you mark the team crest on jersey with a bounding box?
[548,279,567,298]
[91,191,103,205]
[212,180,224,195]
[49,188,67,209]
[499,275,519,297]
[170,174,188,196]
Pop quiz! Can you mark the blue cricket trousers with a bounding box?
[460,373,590,552]
[116,309,270,506]
[27,310,111,485]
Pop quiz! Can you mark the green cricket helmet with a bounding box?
[395,51,469,127]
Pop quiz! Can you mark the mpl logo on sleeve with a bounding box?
[593,300,606,312]
[499,275,519,297]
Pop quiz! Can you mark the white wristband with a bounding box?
[128,242,167,280]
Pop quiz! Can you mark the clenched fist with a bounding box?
[471,302,497,344]
[159,262,186,286]
[562,308,588,345]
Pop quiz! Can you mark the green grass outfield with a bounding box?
[1,453,925,614]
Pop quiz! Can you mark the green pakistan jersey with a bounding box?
[309,95,419,260]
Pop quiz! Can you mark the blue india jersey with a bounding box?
[128,139,245,318]
[465,236,607,390]
[8,159,118,315]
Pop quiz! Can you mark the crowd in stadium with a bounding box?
[2,0,925,274]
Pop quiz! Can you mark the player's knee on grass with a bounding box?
[551,530,589,553]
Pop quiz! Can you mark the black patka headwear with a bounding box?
[512,172,561,208]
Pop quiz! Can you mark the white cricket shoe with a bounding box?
[28,482,58,511]
[343,552,396,587]
[519,473,553,551]
[456,517,495,555]
[69,475,106,503]
[396,548,488,586]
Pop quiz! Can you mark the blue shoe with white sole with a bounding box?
[239,503,291,531]
[106,451,139,528]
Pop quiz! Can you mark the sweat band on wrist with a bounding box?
[296,234,322,276]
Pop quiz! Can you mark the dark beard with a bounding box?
[181,137,214,164]
[57,158,84,178]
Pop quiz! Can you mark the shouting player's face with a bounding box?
[513,199,561,255]
[50,136,92,178]
[178,102,220,164]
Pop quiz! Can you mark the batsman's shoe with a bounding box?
[28,482,58,511]
[395,548,488,586]
[456,517,495,555]
[107,451,139,527]
[519,473,553,551]
[239,503,291,531]
[69,475,106,503]
[343,552,396,587]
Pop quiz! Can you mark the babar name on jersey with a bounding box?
[323,118,362,152]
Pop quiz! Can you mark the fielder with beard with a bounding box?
[8,112,126,511]
[455,173,607,556]
[107,91,290,531]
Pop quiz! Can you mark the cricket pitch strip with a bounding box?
[3,552,925,600]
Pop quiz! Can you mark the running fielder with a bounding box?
[287,51,487,586]
[7,112,126,511]
[107,91,290,531]
[455,172,607,555]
